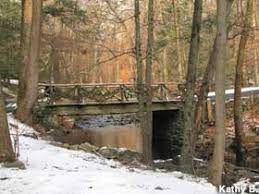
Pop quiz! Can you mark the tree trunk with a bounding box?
[193,0,233,153]
[134,0,145,156]
[208,0,228,186]
[161,48,168,82]
[142,0,154,165]
[234,0,254,167]
[0,82,15,163]
[17,0,32,119]
[181,0,203,173]
[20,0,32,50]
[16,0,42,124]
[194,37,217,137]
[253,0,259,85]
[172,0,185,81]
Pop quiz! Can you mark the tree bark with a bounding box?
[16,0,42,124]
[0,82,15,163]
[181,0,203,173]
[172,0,185,81]
[20,0,32,50]
[142,0,154,165]
[17,0,32,119]
[234,0,254,167]
[134,0,145,157]
[253,0,259,85]
[208,0,228,186]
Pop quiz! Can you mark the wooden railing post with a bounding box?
[74,85,83,103]
[49,85,54,104]
[120,84,125,101]
[159,84,163,100]
[157,83,167,100]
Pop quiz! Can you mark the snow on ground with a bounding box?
[0,117,217,194]
[9,79,19,85]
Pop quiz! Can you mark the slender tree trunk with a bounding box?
[194,38,217,136]
[16,0,42,124]
[20,0,32,50]
[161,48,168,82]
[134,0,145,155]
[237,0,243,21]
[172,0,185,81]
[253,0,259,85]
[234,0,254,166]
[142,0,154,165]
[17,0,32,119]
[181,0,203,173]
[193,0,234,151]
[0,82,15,163]
[208,0,228,186]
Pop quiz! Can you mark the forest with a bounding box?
[0,0,259,193]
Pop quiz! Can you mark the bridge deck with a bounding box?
[42,100,182,115]
[37,83,182,115]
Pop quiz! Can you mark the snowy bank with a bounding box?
[0,117,217,194]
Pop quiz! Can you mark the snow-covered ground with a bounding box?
[0,117,217,194]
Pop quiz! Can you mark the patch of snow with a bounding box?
[7,115,38,136]
[6,102,17,108]
[153,159,173,163]
[0,117,217,194]
[9,79,19,85]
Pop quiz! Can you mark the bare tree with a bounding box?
[172,0,185,81]
[209,0,228,186]
[181,0,203,173]
[16,0,42,124]
[234,0,254,166]
[20,0,32,50]
[0,82,15,163]
[134,0,145,161]
[253,0,259,85]
[17,0,32,119]
[193,0,234,157]
[142,0,154,165]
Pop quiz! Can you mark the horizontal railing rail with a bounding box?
[38,82,181,105]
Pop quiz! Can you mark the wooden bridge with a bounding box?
[38,83,183,115]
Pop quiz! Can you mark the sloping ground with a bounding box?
[201,108,259,163]
[0,117,217,194]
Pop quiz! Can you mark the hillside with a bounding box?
[0,116,217,194]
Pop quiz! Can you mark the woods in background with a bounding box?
[0,0,258,86]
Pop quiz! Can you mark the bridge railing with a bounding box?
[38,83,180,104]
